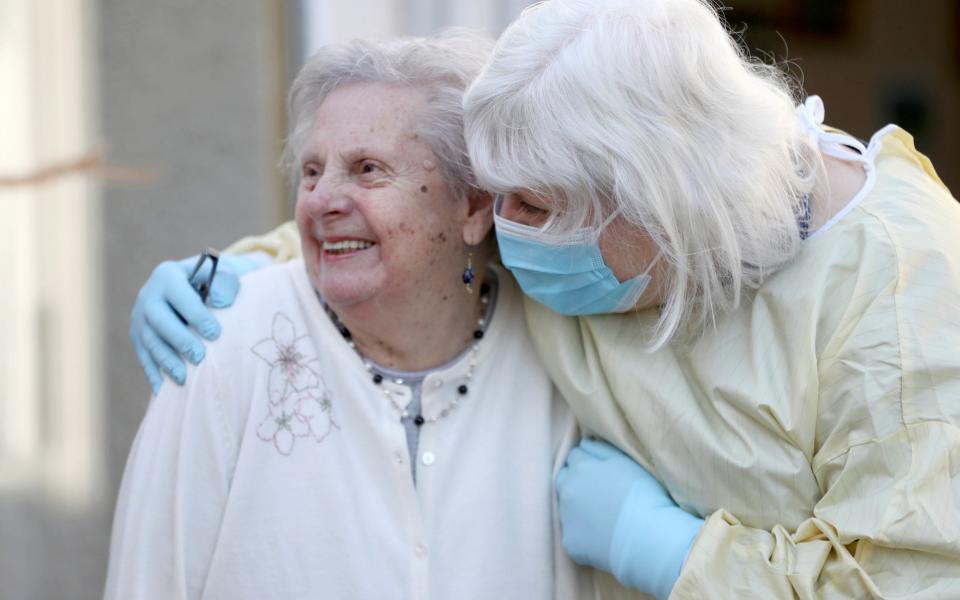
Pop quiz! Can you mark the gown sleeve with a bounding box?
[673,423,960,599]
[672,211,960,600]
[224,220,302,262]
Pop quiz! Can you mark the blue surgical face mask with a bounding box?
[493,196,662,316]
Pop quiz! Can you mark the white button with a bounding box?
[415,544,428,558]
[421,451,435,466]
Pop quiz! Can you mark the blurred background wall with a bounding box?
[1,1,957,598]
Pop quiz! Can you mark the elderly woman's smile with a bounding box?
[322,238,376,256]
[295,82,470,313]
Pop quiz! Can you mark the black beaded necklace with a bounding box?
[324,282,490,426]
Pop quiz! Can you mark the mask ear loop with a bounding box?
[598,206,623,231]
[583,205,624,243]
[607,247,665,312]
[598,205,664,280]
[640,248,664,277]
[599,200,663,277]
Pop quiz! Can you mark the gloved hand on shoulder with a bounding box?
[129,253,261,394]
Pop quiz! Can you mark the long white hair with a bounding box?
[464,0,818,348]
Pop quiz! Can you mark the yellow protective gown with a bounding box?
[229,125,960,599]
[524,125,960,599]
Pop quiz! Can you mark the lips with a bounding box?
[321,238,376,255]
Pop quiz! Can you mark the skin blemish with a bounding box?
[420,185,428,193]
[422,159,436,171]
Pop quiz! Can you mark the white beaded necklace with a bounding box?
[324,283,490,426]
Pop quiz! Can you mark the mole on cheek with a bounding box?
[420,185,428,193]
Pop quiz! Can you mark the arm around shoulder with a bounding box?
[225,221,302,264]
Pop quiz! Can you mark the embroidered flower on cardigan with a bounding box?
[256,401,310,455]
[252,313,339,455]
[252,313,321,405]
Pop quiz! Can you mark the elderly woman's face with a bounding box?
[295,83,469,310]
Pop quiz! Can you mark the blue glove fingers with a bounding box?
[557,447,624,570]
[207,268,240,309]
[144,300,208,364]
[131,329,164,395]
[139,323,187,384]
[150,258,221,340]
[163,274,222,341]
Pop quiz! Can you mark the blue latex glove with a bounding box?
[130,253,260,394]
[556,439,704,600]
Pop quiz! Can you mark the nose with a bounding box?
[298,179,352,220]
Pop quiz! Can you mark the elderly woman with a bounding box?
[461,1,960,599]
[105,32,595,599]
[131,2,960,599]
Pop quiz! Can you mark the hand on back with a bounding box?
[130,253,260,394]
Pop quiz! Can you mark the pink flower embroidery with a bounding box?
[252,314,321,405]
[252,313,339,455]
[294,388,338,443]
[256,401,311,455]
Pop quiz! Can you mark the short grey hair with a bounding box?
[285,29,494,200]
[464,0,818,348]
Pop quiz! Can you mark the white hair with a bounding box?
[285,30,494,200]
[463,0,819,348]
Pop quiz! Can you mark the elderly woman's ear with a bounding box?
[462,189,495,245]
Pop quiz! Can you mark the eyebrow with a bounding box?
[301,145,391,164]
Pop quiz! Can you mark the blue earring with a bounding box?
[462,251,474,294]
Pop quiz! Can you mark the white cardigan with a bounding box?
[104,261,593,600]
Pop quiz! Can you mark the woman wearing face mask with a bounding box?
[461,0,960,598]
[130,0,960,598]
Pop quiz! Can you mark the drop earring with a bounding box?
[462,250,475,294]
